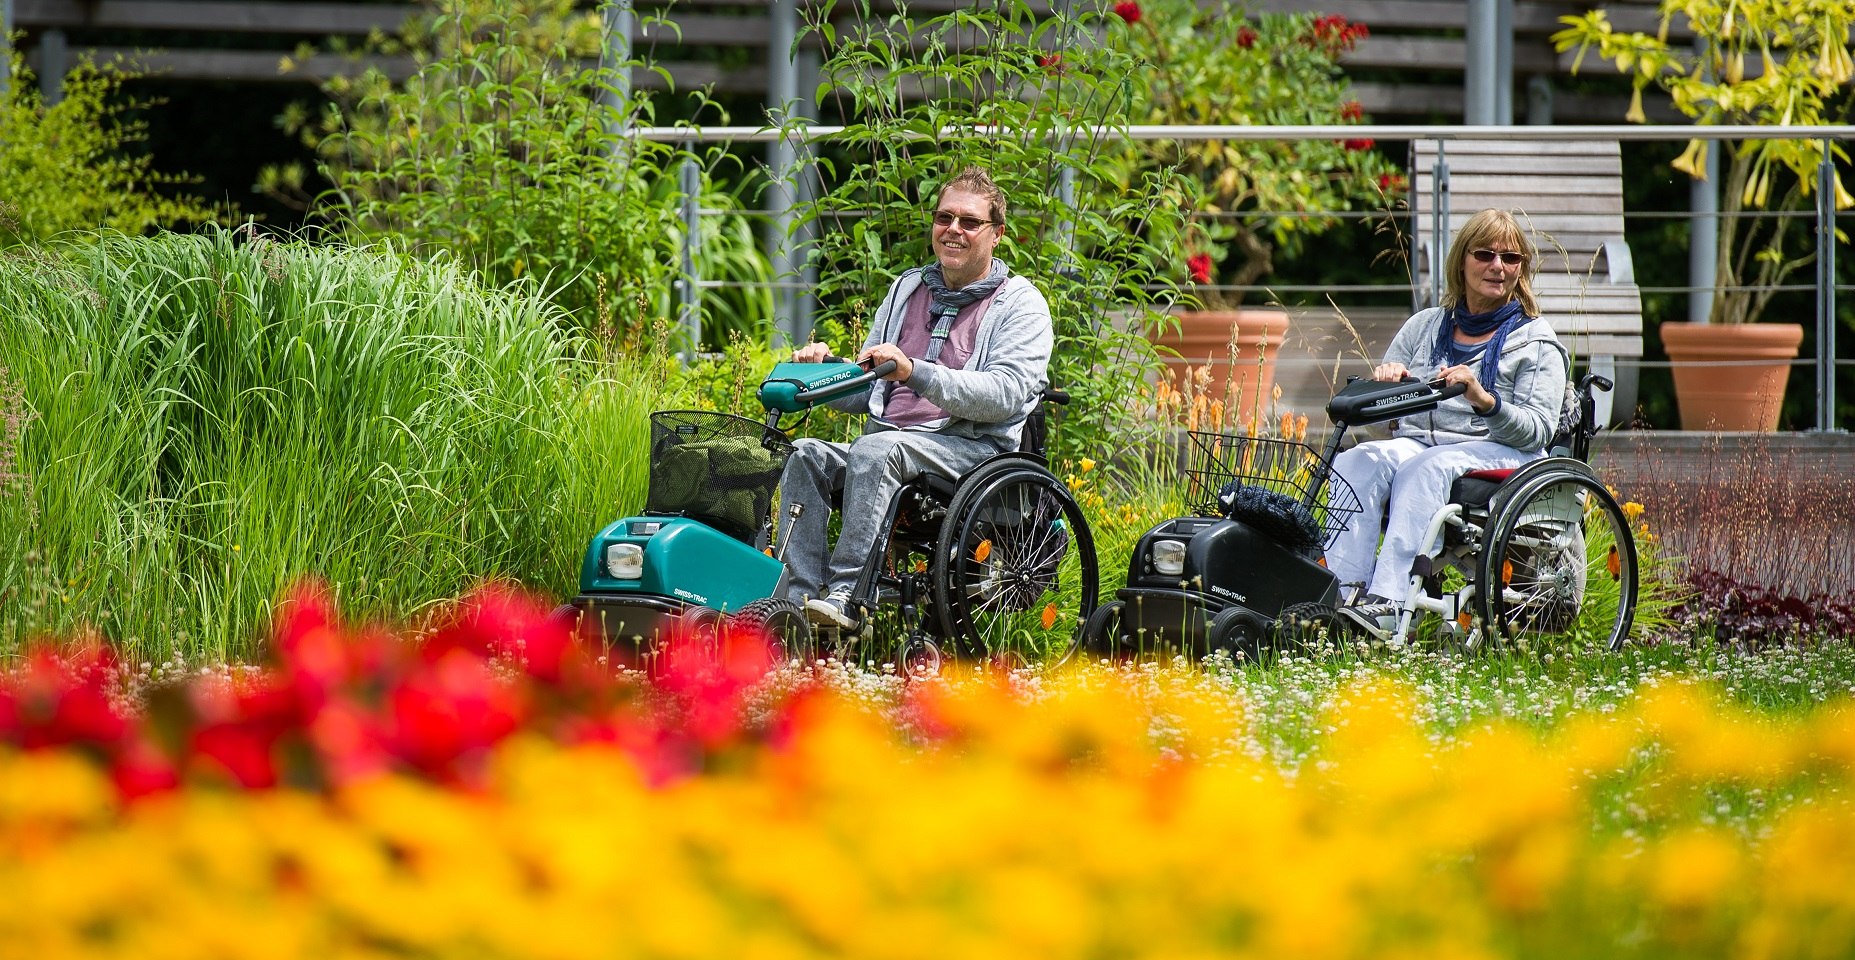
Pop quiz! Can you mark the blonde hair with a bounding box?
[1442,208,1539,317]
[939,166,1008,227]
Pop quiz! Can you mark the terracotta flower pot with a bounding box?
[1151,308,1290,428]
[1659,321,1803,432]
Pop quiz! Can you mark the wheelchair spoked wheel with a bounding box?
[1475,467,1638,652]
[931,459,1099,664]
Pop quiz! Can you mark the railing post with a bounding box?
[1430,141,1449,308]
[600,0,634,146]
[678,156,703,354]
[1,0,13,101]
[39,29,66,105]
[1495,0,1514,125]
[1818,136,1839,432]
[767,0,801,347]
[1688,143,1719,324]
[1464,0,1497,125]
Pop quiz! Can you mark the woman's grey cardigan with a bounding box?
[1383,306,1571,454]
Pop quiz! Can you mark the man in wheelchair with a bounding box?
[777,166,1054,632]
[1330,208,1571,638]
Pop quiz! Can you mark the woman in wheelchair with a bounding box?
[1330,207,1571,637]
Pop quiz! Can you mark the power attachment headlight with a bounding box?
[604,542,644,579]
[1151,539,1187,577]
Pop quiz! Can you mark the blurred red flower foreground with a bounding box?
[0,583,785,799]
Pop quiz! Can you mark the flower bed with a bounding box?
[5,588,1855,957]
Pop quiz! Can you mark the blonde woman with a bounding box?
[1331,208,1570,635]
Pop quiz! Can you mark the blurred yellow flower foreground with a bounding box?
[6,663,1855,960]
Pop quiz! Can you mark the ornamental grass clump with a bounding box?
[0,230,698,662]
[7,588,1855,958]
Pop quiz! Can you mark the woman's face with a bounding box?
[1461,233,1526,312]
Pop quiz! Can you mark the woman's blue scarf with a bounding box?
[1433,299,1531,396]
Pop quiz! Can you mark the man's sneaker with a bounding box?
[1336,599,1402,639]
[805,589,861,631]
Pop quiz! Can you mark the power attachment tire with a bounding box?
[1475,467,1637,652]
[931,460,1098,664]
[1061,599,1126,666]
[1206,606,1272,665]
[732,598,815,665]
[1273,602,1346,656]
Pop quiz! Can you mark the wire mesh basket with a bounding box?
[647,411,795,543]
[1182,431,1363,548]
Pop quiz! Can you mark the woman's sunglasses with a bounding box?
[1471,248,1527,266]
[931,210,999,231]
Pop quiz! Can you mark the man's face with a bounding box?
[930,187,1002,281]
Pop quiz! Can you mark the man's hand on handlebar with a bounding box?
[792,342,835,363]
[1371,362,1412,383]
[857,344,913,383]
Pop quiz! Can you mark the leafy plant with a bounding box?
[1111,1,1402,307]
[1554,1,1855,325]
[788,0,1192,465]
[265,0,773,347]
[0,49,224,247]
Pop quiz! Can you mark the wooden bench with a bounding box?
[1409,139,1643,427]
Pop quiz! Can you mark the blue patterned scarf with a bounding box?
[1433,299,1531,396]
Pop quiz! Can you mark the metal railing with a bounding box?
[645,123,1855,431]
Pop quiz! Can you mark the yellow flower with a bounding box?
[1079,457,1096,473]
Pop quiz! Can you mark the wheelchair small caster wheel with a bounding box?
[899,637,943,678]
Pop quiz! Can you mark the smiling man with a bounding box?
[776,166,1054,630]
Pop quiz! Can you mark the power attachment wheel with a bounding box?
[731,598,815,665]
[1272,602,1346,657]
[1206,606,1272,665]
[1475,466,1637,652]
[931,460,1098,664]
[1060,599,1126,666]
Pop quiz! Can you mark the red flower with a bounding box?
[1037,53,1066,75]
[1186,253,1214,285]
[1306,14,1367,52]
[0,646,129,750]
[387,649,525,780]
[1113,1,1141,24]
[1343,138,1375,151]
[1378,173,1405,192]
[1340,100,1363,121]
[1236,26,1258,49]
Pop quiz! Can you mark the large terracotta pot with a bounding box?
[1659,321,1803,432]
[1151,308,1291,428]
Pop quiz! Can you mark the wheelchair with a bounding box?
[1081,371,1637,660]
[822,385,1099,672]
[1354,372,1639,652]
[562,358,1097,673]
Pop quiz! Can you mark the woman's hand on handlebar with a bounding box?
[1372,362,1412,382]
[1437,363,1497,414]
[792,342,835,363]
[858,344,914,382]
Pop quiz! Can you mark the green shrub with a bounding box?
[0,50,224,247]
[789,0,1192,466]
[0,231,694,661]
[266,0,774,348]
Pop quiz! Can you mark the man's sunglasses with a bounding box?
[931,210,1000,231]
[1471,248,1527,266]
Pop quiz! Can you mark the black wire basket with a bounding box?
[1182,431,1362,549]
[647,411,794,544]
